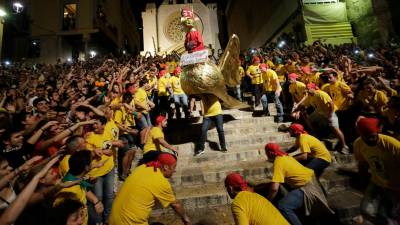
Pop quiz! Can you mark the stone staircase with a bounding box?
[147,108,365,225]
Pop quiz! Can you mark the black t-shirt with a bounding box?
[0,141,33,169]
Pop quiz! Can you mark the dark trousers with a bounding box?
[306,158,330,178]
[253,84,264,106]
[197,114,226,151]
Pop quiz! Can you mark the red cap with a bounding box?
[289,123,307,136]
[356,117,380,136]
[155,115,167,126]
[146,153,177,172]
[288,73,299,80]
[306,82,319,90]
[157,153,177,166]
[225,173,248,190]
[159,70,167,78]
[173,67,182,75]
[265,143,288,156]
[252,56,260,64]
[259,63,267,71]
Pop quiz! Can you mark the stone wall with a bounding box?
[346,0,386,46]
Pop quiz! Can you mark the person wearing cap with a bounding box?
[142,115,177,164]
[195,94,227,156]
[288,73,307,120]
[293,83,349,154]
[265,143,332,225]
[353,117,400,224]
[170,67,189,119]
[224,173,289,225]
[288,123,331,177]
[246,56,264,108]
[260,63,284,121]
[109,153,191,225]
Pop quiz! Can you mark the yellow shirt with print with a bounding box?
[246,65,263,85]
[231,191,289,225]
[85,132,115,178]
[322,81,352,110]
[109,165,176,225]
[354,134,400,191]
[357,90,388,114]
[299,134,331,163]
[306,90,336,116]
[170,76,185,95]
[272,155,314,189]
[262,69,279,92]
[289,81,307,103]
[202,95,222,117]
[158,76,171,96]
[143,127,164,154]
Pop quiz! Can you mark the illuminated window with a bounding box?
[63,4,77,30]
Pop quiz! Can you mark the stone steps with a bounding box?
[174,132,293,153]
[171,160,272,187]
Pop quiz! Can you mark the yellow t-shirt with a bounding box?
[239,66,245,80]
[109,165,176,225]
[147,76,158,95]
[285,62,298,74]
[354,134,400,191]
[54,185,88,225]
[134,88,149,114]
[289,81,307,103]
[357,90,388,114]
[299,134,331,163]
[322,81,352,110]
[231,191,289,225]
[272,155,314,189]
[85,131,115,178]
[158,76,171,96]
[301,72,320,85]
[265,60,275,69]
[59,154,71,178]
[262,69,279,92]
[114,106,136,128]
[275,64,286,83]
[202,95,222,117]
[246,65,263,85]
[306,90,336,116]
[143,127,164,154]
[170,76,185,95]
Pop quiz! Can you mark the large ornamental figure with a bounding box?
[179,6,247,109]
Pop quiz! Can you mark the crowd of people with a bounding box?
[0,37,399,225]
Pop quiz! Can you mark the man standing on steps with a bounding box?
[265,143,333,225]
[260,63,284,122]
[354,117,400,225]
[224,172,290,225]
[109,153,191,225]
[195,94,227,156]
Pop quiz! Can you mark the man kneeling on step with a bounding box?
[265,143,333,225]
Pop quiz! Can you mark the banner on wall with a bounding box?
[303,3,348,24]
